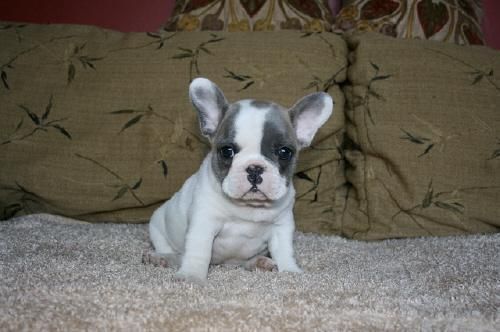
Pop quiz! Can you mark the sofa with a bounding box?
[0,2,499,330]
[1,21,498,239]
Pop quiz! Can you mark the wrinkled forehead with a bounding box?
[214,100,294,148]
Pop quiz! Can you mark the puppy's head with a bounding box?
[189,78,333,207]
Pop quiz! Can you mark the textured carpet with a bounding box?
[0,214,498,331]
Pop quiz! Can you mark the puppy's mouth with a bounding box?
[234,187,272,207]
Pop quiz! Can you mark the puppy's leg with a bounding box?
[145,208,179,268]
[269,213,302,273]
[244,255,278,272]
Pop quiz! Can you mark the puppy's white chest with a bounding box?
[211,221,272,265]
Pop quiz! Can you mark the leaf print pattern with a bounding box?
[1,45,39,90]
[364,62,391,124]
[489,140,500,160]
[172,33,224,81]
[66,43,103,85]
[400,129,434,157]
[223,68,255,91]
[1,182,47,219]
[299,33,346,93]
[75,154,145,205]
[2,96,71,145]
[295,166,324,202]
[0,23,28,42]
[109,104,205,145]
[304,65,346,93]
[347,62,391,151]
[387,179,500,235]
[145,32,177,49]
[425,48,500,92]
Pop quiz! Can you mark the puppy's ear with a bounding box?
[189,78,228,138]
[289,92,333,148]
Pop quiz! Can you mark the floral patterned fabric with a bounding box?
[335,0,484,45]
[165,0,334,32]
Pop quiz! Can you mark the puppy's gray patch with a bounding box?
[211,103,241,183]
[261,108,297,180]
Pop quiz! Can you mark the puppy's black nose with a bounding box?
[246,165,264,186]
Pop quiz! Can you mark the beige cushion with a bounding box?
[0,23,347,229]
[342,32,500,240]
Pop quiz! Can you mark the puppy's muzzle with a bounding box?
[246,165,264,192]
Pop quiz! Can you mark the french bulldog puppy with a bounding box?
[148,78,333,283]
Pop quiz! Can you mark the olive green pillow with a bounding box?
[342,32,500,240]
[0,22,347,230]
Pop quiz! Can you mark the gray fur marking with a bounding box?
[211,103,241,183]
[261,108,297,181]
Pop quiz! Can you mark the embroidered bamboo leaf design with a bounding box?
[400,129,435,157]
[109,104,205,145]
[1,182,46,219]
[107,31,176,54]
[0,23,28,42]
[304,65,347,93]
[74,153,145,205]
[158,160,169,178]
[489,140,500,160]
[295,171,315,183]
[223,68,255,91]
[2,96,72,145]
[145,32,177,49]
[295,165,326,202]
[422,180,434,208]
[172,33,224,81]
[425,47,500,91]
[388,180,494,230]
[300,32,319,38]
[1,45,39,90]
[419,180,464,214]
[356,62,392,126]
[300,33,346,93]
[368,62,391,100]
[110,105,153,134]
[67,43,103,85]
[1,69,9,89]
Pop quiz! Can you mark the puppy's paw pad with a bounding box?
[244,256,278,272]
[255,256,278,272]
[142,251,173,268]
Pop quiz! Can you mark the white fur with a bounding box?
[149,155,300,283]
[221,104,288,202]
[149,78,333,284]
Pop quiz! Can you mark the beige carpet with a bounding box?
[1,214,498,331]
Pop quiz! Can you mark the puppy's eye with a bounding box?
[276,146,293,161]
[220,145,236,159]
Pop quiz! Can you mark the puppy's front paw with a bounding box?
[174,271,208,286]
[244,256,278,272]
[142,250,179,268]
[280,265,303,273]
